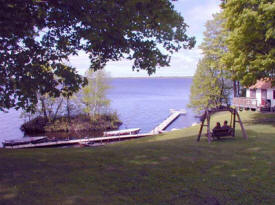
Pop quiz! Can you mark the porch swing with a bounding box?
[197,106,248,143]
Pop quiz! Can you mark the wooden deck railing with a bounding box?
[233,97,258,109]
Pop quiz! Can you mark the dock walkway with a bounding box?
[4,109,186,149]
[4,133,153,149]
[151,110,186,134]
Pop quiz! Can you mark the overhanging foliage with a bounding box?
[0,0,195,111]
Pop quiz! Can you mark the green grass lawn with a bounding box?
[0,111,274,205]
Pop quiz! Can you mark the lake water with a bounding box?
[0,77,198,146]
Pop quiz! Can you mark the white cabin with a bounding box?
[233,79,275,111]
[246,79,275,107]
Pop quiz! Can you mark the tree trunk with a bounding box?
[233,80,237,97]
[237,81,240,97]
[53,98,63,122]
[67,97,71,123]
[219,77,225,105]
[40,97,48,122]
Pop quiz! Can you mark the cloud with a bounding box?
[68,51,90,75]
[69,47,202,78]
[175,0,221,44]
[68,0,220,77]
[103,47,202,77]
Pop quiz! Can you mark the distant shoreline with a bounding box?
[108,76,193,79]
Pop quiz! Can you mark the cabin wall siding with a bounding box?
[256,89,261,105]
[246,89,250,97]
[245,88,275,107]
[267,89,275,107]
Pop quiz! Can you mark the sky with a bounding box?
[69,0,221,78]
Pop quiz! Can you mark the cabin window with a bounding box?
[261,89,267,99]
[250,89,256,98]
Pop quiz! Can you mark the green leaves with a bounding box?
[222,0,275,86]
[0,0,195,111]
[189,13,232,112]
[80,70,111,116]
[189,58,231,112]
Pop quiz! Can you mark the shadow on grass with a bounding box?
[0,124,274,204]
[241,112,275,127]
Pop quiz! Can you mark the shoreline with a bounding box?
[108,76,193,79]
[0,78,195,146]
[3,118,198,149]
[20,114,122,137]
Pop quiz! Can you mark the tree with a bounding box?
[221,0,275,86]
[189,13,232,112]
[200,13,228,65]
[80,70,111,117]
[189,58,231,112]
[23,93,64,123]
[64,95,77,123]
[22,69,111,122]
[0,0,195,112]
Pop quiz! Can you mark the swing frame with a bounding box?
[197,106,248,143]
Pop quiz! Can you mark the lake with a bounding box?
[0,77,198,146]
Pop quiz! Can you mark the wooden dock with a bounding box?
[3,133,153,149]
[104,128,140,137]
[150,110,186,134]
[4,109,186,149]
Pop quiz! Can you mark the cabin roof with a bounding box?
[249,79,274,89]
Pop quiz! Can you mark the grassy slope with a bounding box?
[0,112,274,205]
